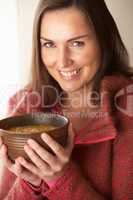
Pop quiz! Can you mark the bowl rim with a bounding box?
[0,113,69,136]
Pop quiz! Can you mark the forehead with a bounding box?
[40,7,93,40]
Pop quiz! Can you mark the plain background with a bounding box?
[0,0,133,171]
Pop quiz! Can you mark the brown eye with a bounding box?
[72,41,85,47]
[40,41,56,48]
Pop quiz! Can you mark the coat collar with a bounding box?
[73,110,117,145]
[52,75,133,145]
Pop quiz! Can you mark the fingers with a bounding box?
[19,124,75,178]
[17,156,42,176]
[23,144,52,175]
[0,139,41,185]
[14,160,23,176]
[0,144,22,175]
[41,133,68,162]
[27,139,57,167]
[67,123,75,149]
[1,144,13,169]
[0,144,23,176]
[26,139,68,173]
[40,123,75,162]
[0,137,3,159]
[15,158,42,186]
[0,136,3,146]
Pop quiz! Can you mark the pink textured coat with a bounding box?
[0,75,133,200]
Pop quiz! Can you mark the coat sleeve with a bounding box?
[0,167,16,199]
[41,161,107,200]
[0,89,43,200]
[3,161,107,200]
[2,178,43,200]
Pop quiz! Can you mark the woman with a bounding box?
[0,0,133,199]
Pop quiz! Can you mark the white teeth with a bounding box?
[60,69,80,77]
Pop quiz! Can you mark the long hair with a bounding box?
[30,0,133,108]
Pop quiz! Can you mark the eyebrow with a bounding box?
[40,34,89,42]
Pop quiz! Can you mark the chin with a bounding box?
[61,84,83,93]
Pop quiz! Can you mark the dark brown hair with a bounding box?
[30,0,133,108]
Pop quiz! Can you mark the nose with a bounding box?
[56,46,74,69]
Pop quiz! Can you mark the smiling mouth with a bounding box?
[59,68,81,80]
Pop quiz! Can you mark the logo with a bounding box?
[114,84,133,117]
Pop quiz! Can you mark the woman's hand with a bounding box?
[0,136,42,187]
[17,123,75,183]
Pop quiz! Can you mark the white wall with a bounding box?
[105,0,133,66]
[0,0,20,172]
[0,0,19,119]
[17,0,39,87]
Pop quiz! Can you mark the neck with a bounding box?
[61,84,98,111]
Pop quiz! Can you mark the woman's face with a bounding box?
[40,7,101,92]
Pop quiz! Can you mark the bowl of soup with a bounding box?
[0,113,69,162]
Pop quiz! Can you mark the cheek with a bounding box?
[41,50,55,67]
[82,46,101,77]
[85,46,100,63]
[73,48,100,68]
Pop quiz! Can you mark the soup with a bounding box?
[8,124,57,134]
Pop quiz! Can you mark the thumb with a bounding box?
[15,159,23,176]
[0,136,3,146]
[67,123,76,148]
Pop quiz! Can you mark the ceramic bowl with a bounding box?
[0,113,69,162]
